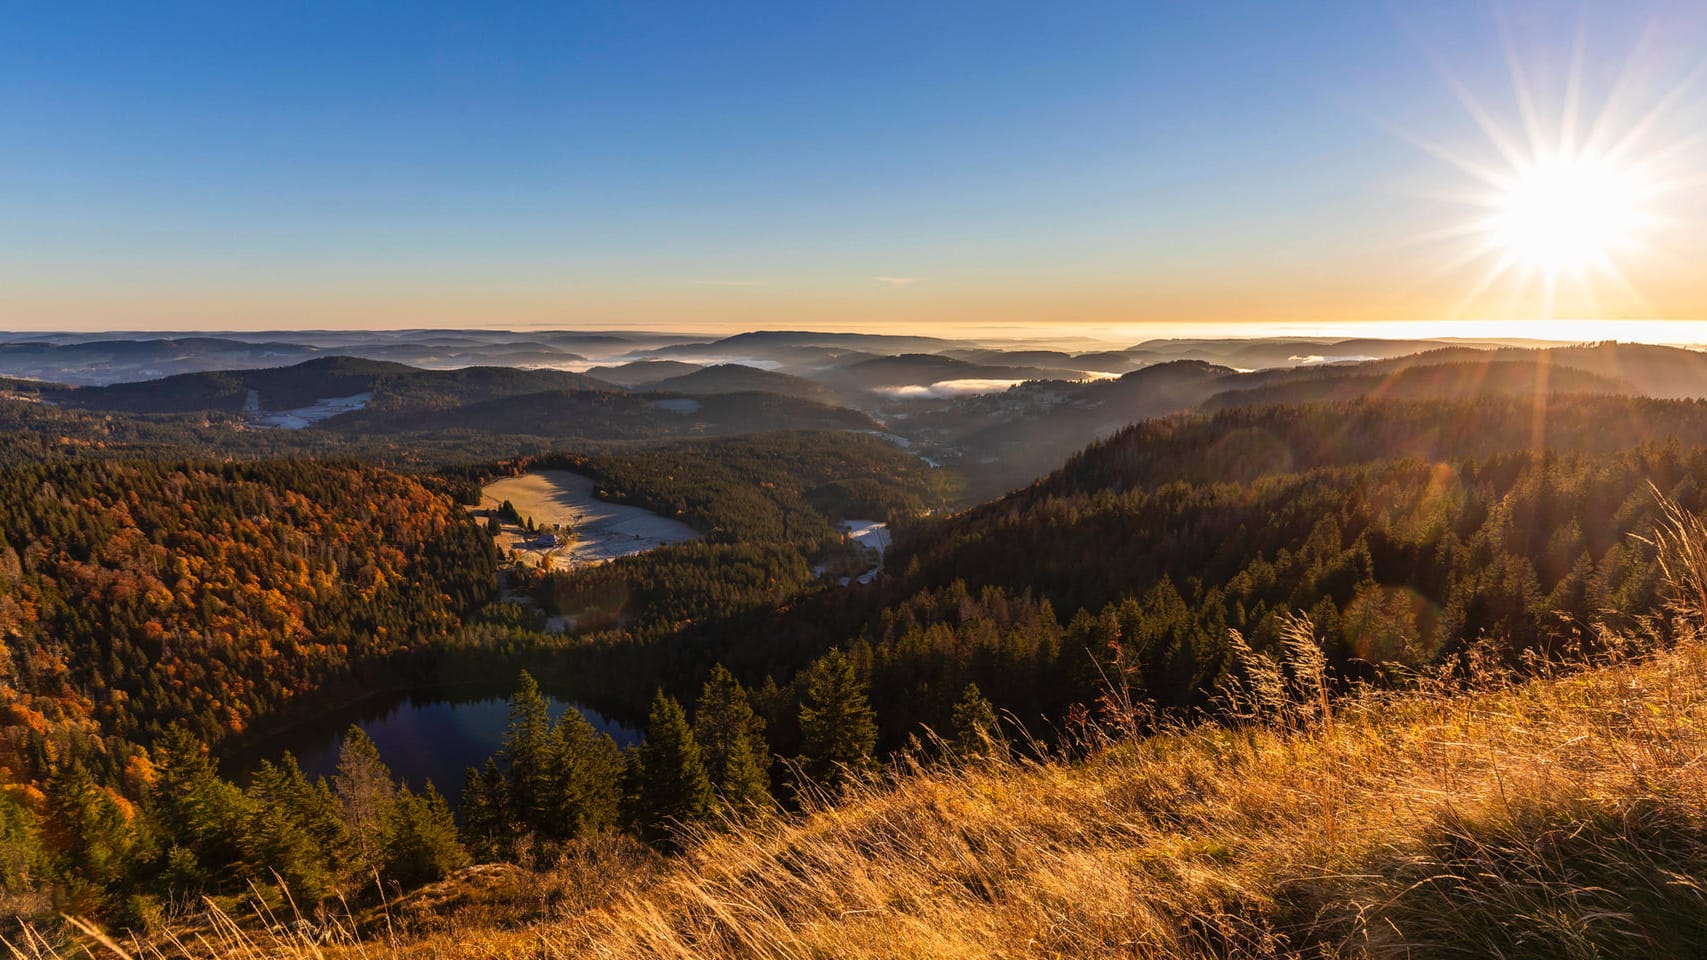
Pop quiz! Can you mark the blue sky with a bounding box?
[3,1,1705,335]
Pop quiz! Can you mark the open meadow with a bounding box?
[479,469,700,569]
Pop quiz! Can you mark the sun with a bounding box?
[1486,151,1651,279]
[1404,31,1702,324]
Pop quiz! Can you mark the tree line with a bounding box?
[0,649,966,927]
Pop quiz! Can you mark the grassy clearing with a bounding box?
[479,470,698,570]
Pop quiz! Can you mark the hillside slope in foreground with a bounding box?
[69,625,1707,959]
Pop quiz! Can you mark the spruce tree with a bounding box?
[499,671,553,835]
[693,665,771,814]
[951,683,1000,757]
[148,725,250,884]
[381,783,469,889]
[626,691,713,845]
[459,759,510,860]
[797,648,877,793]
[42,760,140,911]
[149,726,215,842]
[332,725,396,870]
[240,754,347,903]
[548,709,625,839]
[0,789,44,894]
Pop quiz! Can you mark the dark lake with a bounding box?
[226,691,639,810]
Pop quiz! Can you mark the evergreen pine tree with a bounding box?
[381,783,469,889]
[0,789,44,894]
[459,758,511,860]
[951,683,1000,757]
[240,754,347,903]
[148,725,251,886]
[626,691,713,845]
[693,665,771,814]
[499,671,553,835]
[797,648,877,793]
[332,725,396,871]
[42,760,140,912]
[548,709,625,839]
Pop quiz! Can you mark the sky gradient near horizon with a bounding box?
[4,1,1707,339]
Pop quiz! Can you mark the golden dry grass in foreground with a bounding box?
[529,639,1707,960]
[37,633,1705,960]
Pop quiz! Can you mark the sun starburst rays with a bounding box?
[1411,28,1703,325]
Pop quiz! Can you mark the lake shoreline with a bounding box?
[218,646,645,780]
[221,671,639,807]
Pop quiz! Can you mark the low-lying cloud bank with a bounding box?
[876,379,1028,399]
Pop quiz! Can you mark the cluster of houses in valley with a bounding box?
[499,524,579,572]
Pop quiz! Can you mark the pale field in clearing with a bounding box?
[479,469,699,569]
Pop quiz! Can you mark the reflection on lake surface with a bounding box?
[230,692,638,810]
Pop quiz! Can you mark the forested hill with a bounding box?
[0,460,497,765]
[696,395,1707,747]
[894,343,1707,500]
[644,364,846,403]
[0,431,952,928]
[499,431,952,681]
[1292,341,1707,399]
[1043,394,1707,495]
[10,372,1707,945]
[1197,358,1626,411]
[893,395,1707,626]
[47,357,617,417]
[339,388,881,437]
[539,431,945,546]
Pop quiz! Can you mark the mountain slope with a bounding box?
[50,357,620,418]
[584,360,705,386]
[1200,358,1628,410]
[0,460,497,748]
[345,388,881,439]
[891,349,1680,500]
[0,337,327,385]
[1052,393,1707,494]
[899,360,1238,497]
[647,364,847,402]
[1232,342,1707,400]
[690,394,1707,748]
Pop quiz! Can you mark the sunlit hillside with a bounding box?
[39,598,1707,958]
[516,634,1707,959]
